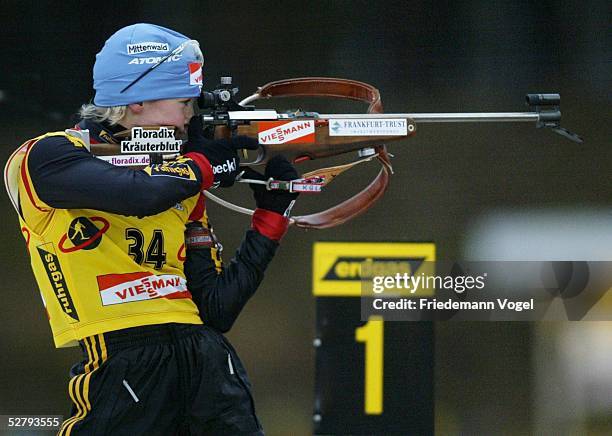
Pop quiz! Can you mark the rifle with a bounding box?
[86,77,581,228]
[193,77,582,229]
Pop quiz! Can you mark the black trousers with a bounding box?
[57,323,264,435]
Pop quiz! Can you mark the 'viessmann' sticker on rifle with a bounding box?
[121,127,182,153]
[258,121,315,144]
[329,119,408,136]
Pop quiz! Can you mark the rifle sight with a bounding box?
[526,93,560,106]
[198,76,240,110]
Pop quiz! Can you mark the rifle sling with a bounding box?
[253,77,392,229]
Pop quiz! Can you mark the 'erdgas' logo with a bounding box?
[324,257,425,281]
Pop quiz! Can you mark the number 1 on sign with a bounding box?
[355,316,384,414]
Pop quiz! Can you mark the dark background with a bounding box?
[1,1,610,434]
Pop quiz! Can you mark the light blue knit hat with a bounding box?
[93,23,203,106]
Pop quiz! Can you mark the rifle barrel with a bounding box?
[319,112,541,123]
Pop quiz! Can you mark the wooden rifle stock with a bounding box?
[215,122,415,166]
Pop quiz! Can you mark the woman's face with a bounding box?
[132,98,195,135]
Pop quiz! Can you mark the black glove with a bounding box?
[243,156,299,216]
[183,115,259,187]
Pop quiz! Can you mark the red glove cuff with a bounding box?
[185,152,214,190]
[251,208,289,241]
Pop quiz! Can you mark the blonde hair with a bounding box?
[79,103,127,126]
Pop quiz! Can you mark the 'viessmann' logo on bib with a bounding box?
[97,271,190,306]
